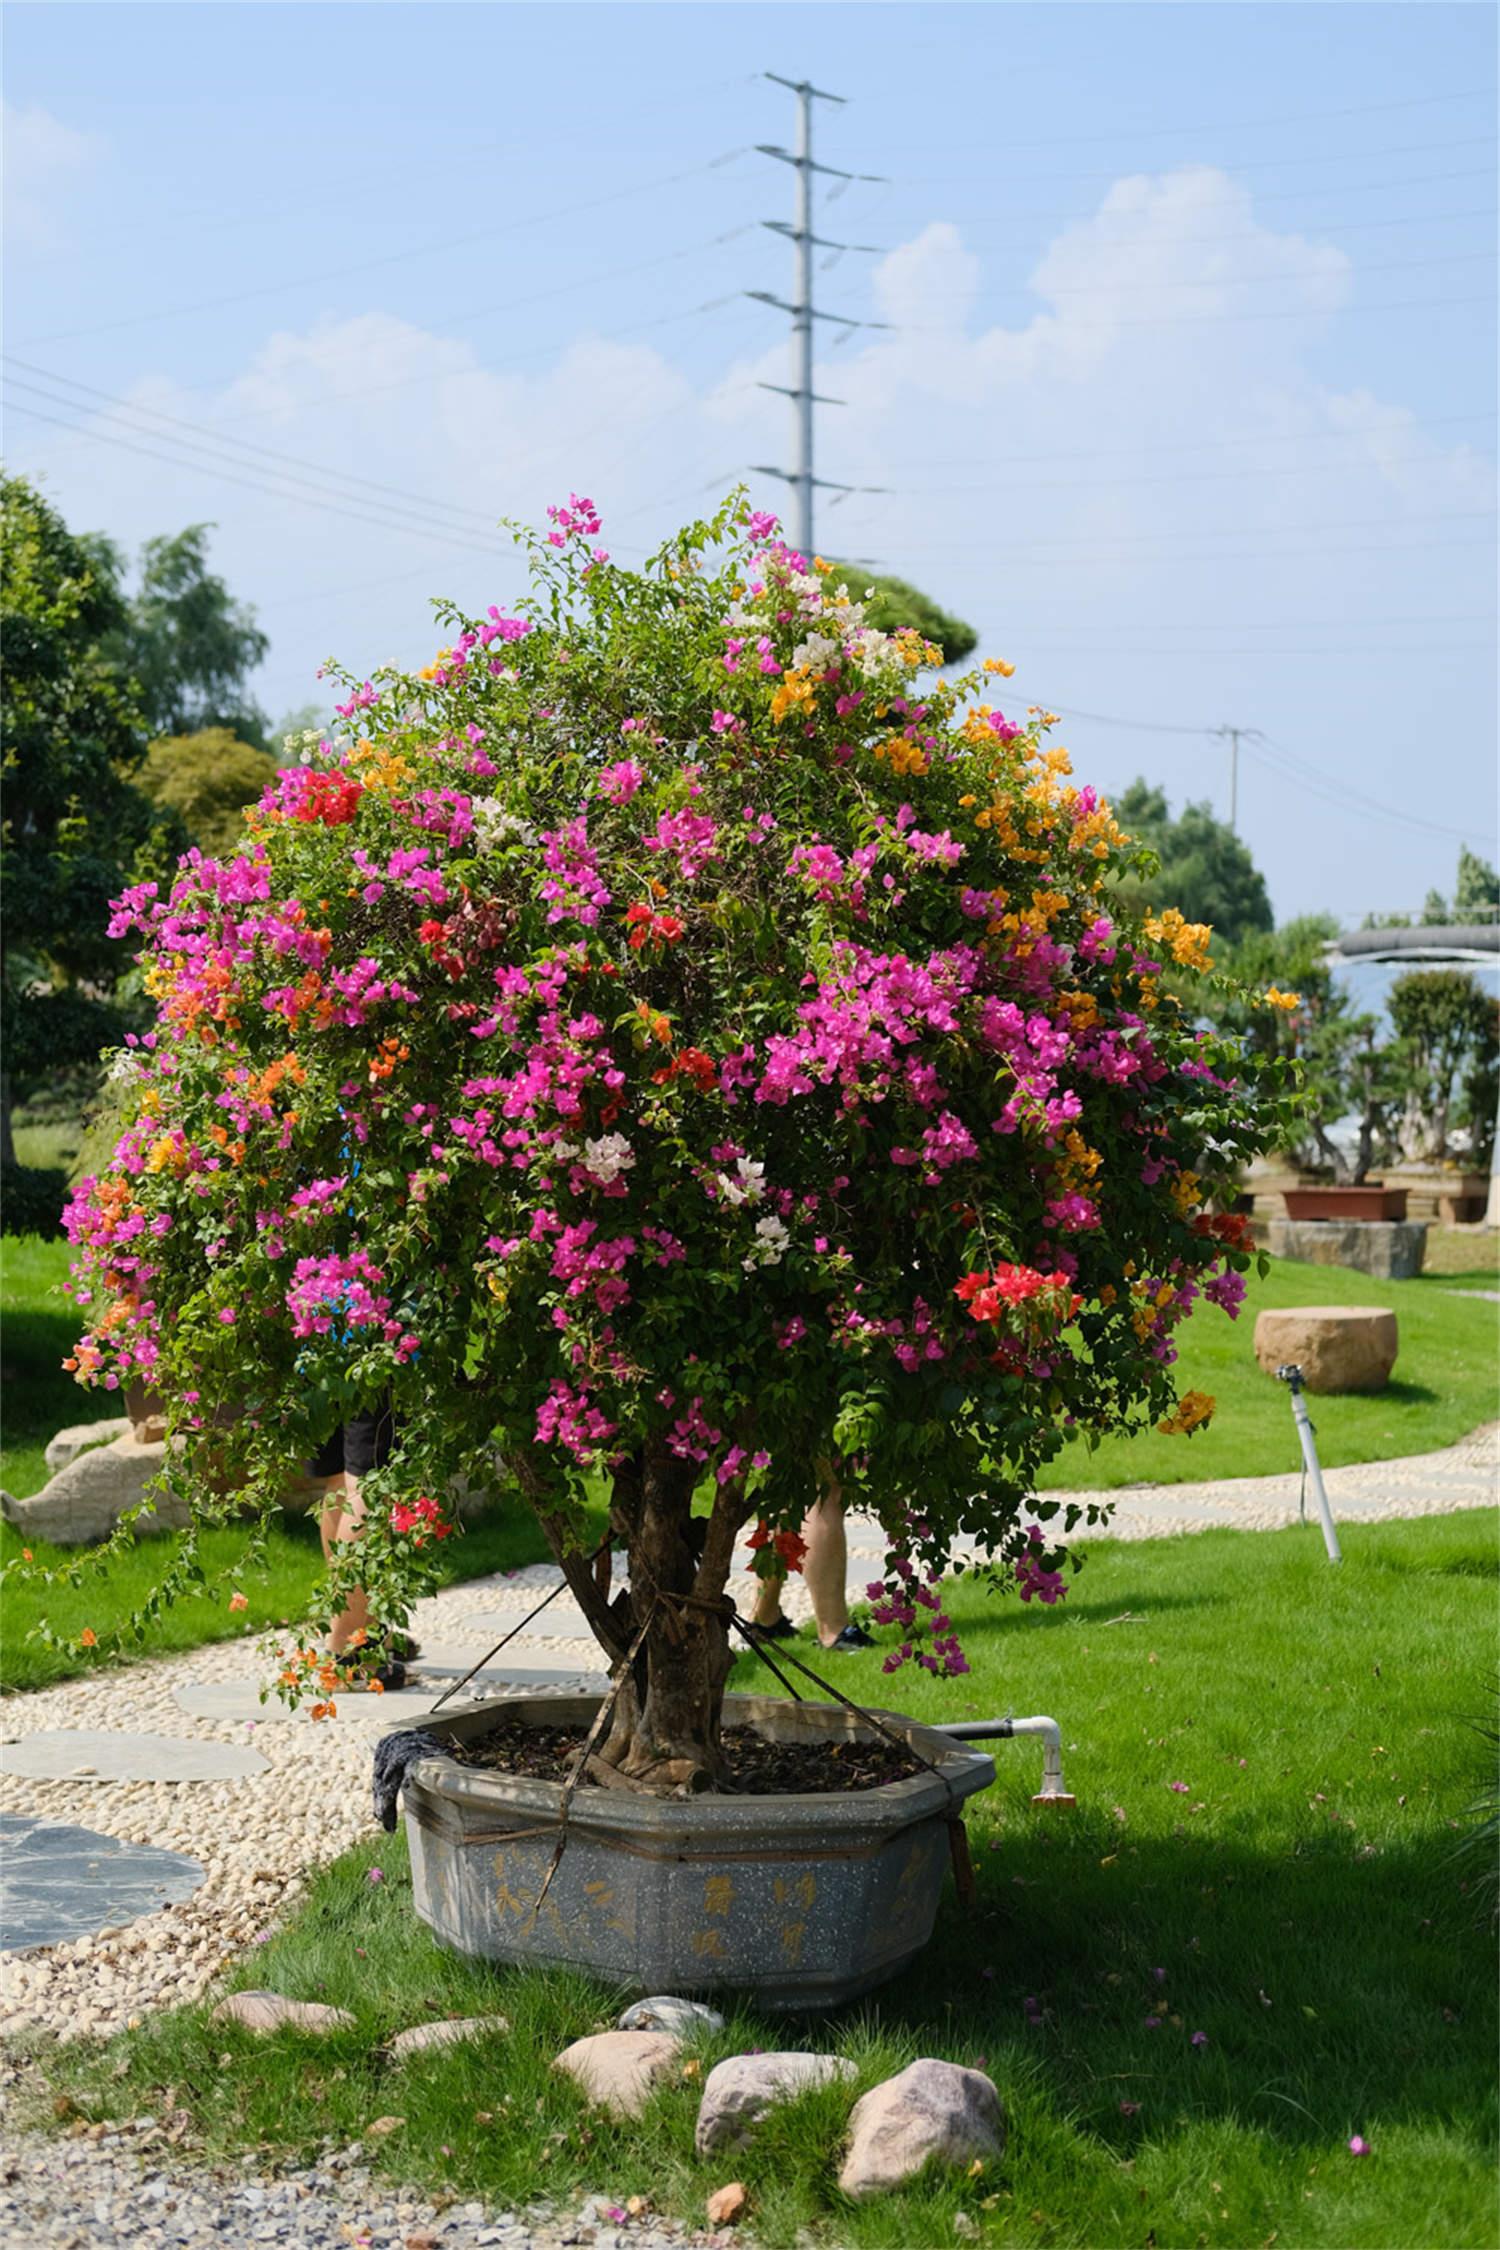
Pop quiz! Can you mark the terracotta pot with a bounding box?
[1282,1185,1408,1222]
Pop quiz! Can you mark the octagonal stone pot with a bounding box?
[402,1691,995,2012]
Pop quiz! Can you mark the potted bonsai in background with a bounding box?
[60,493,1288,1802]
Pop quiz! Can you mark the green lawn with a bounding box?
[1036,1256,1497,1491]
[36,1508,1498,2248]
[0,1234,604,1693]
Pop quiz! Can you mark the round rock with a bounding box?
[619,1994,725,2038]
[839,2058,1005,2199]
[1253,1305,1398,1393]
[696,2051,857,2155]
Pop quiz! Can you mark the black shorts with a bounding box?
[307,1403,398,1481]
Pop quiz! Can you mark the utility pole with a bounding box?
[749,74,889,559]
[1210,724,1264,835]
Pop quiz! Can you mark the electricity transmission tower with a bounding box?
[749,72,890,558]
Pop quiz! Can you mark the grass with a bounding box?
[35,1508,1499,2248]
[1033,1255,1498,1492]
[0,1506,601,1695]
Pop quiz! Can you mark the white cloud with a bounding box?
[3,102,98,250]
[15,161,1492,916]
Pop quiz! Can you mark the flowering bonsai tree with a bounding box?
[62,494,1291,1791]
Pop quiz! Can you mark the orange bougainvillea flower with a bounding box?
[79,1627,97,1648]
[229,1591,249,1613]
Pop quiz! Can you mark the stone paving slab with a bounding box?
[0,1729,268,1785]
[459,1604,598,1642]
[0,1812,205,1955]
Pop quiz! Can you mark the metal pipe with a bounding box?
[1276,1363,1343,1562]
[935,1715,1076,1808]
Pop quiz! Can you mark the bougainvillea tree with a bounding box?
[61,494,1292,1790]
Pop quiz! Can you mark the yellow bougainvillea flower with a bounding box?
[1158,1390,1216,1436]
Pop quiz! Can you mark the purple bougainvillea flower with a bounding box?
[367,1866,385,1885]
[1190,2030,1209,2048]
[1119,2101,1141,2117]
[1144,2016,1161,2030]
[1150,1966,1167,1982]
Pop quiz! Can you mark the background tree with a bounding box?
[829,566,977,662]
[0,475,182,1177]
[1113,780,1274,949]
[99,523,271,748]
[1388,968,1497,1162]
[1204,914,1396,1179]
[139,728,277,859]
[1453,846,1500,923]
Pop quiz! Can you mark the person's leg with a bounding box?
[802,1477,851,1650]
[318,1470,373,1656]
[752,1569,788,1629]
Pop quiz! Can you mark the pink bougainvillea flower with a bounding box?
[1348,2135,1371,2157]
[1168,1780,1190,1794]
[1119,2101,1141,2118]
[1190,2030,1209,2048]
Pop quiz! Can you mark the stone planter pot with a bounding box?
[402,1691,996,2012]
[1283,1184,1408,1222]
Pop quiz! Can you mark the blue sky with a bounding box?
[5,1,1496,927]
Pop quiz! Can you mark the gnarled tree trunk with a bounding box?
[528,1440,749,1794]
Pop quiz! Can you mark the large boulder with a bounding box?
[838,2058,1005,2200]
[44,1416,131,1476]
[695,2052,857,2156]
[1253,1305,1398,1393]
[0,1435,189,1546]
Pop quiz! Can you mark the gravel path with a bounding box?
[0,1424,1493,2051]
[0,2063,703,2249]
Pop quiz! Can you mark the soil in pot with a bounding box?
[448,1717,921,1795]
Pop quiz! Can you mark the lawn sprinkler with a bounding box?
[936,1715,1077,1808]
[1276,1363,1343,1563]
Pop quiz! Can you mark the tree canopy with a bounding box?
[97,523,271,748]
[0,474,181,1154]
[139,729,278,860]
[63,493,1286,1781]
[1113,780,1274,951]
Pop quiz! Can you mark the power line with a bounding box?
[852,86,1494,156]
[874,286,1496,339]
[956,198,1497,248]
[887,407,1494,474]
[18,150,754,346]
[3,361,509,530]
[938,161,1499,229]
[895,131,1499,190]
[0,399,515,556]
[1035,705,1494,845]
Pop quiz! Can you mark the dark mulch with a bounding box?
[450,1719,921,1794]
